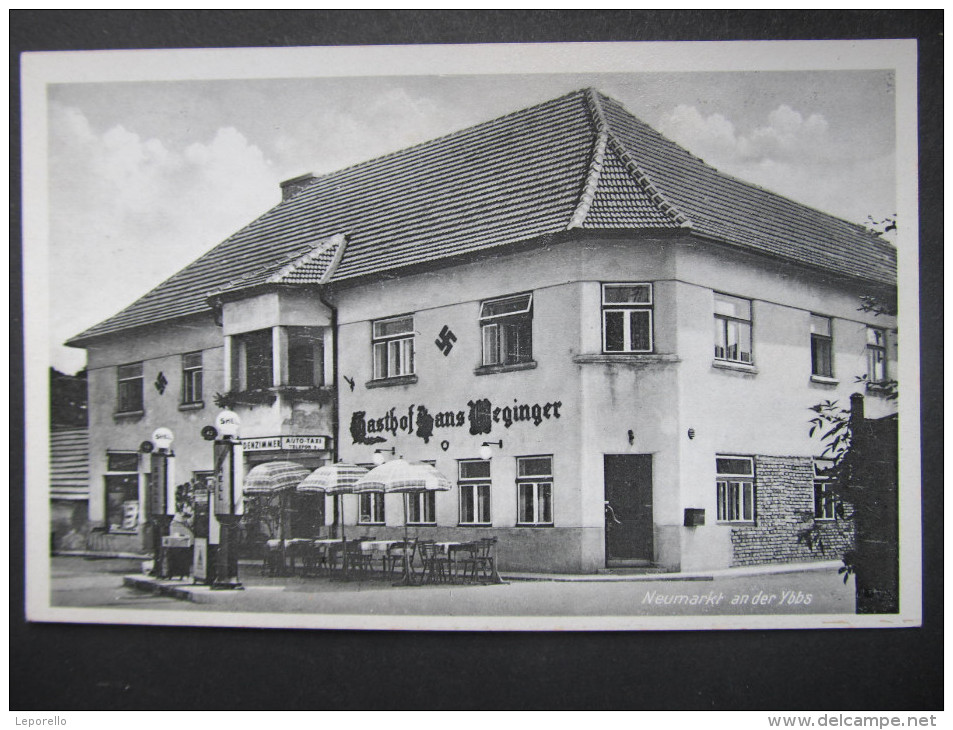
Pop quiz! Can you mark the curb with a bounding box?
[501,560,843,583]
[502,573,714,583]
[124,575,200,602]
[57,550,151,560]
[122,559,844,603]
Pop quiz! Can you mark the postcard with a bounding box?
[22,39,921,631]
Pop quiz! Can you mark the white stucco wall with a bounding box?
[75,231,897,571]
[84,314,225,527]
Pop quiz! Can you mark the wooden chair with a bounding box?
[448,542,479,583]
[384,539,417,576]
[344,539,372,577]
[302,540,328,577]
[418,540,450,584]
[462,537,498,583]
[326,541,346,574]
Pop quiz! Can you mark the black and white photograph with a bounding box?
[22,38,921,633]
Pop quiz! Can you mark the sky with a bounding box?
[46,69,897,374]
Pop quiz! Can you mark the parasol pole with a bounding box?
[394,491,415,587]
[340,491,349,578]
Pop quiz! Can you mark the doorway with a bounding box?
[603,454,654,565]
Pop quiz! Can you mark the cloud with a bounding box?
[657,103,891,224]
[267,86,460,179]
[660,103,831,165]
[48,103,279,371]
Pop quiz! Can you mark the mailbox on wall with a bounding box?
[684,508,705,527]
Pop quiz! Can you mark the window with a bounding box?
[602,283,653,353]
[372,315,415,379]
[233,329,273,390]
[459,460,491,525]
[716,456,754,523]
[866,327,887,383]
[182,352,203,404]
[714,293,753,364]
[117,362,144,413]
[288,327,325,387]
[359,492,385,524]
[407,491,436,525]
[480,293,533,366]
[105,451,140,532]
[813,459,837,520]
[810,315,833,377]
[516,456,553,526]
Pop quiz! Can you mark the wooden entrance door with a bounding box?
[603,454,654,563]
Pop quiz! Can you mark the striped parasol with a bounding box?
[354,458,452,585]
[242,461,311,496]
[297,462,369,495]
[353,458,452,494]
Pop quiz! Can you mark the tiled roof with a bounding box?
[68,89,896,345]
[209,233,347,299]
[50,427,89,499]
[591,92,897,285]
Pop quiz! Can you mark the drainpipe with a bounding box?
[318,287,341,538]
[318,287,340,463]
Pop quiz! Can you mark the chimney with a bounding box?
[279,173,316,202]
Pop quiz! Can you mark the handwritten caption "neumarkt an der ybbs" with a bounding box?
[643,589,813,607]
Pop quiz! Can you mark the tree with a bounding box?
[50,367,87,427]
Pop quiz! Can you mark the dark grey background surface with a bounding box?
[10,9,943,710]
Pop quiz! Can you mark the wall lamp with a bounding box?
[480,440,503,460]
[373,447,396,465]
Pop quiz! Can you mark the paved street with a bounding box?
[50,557,208,612]
[49,556,855,618]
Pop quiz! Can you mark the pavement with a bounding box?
[47,555,856,618]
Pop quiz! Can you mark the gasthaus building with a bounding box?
[67,89,897,573]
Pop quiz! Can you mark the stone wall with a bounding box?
[730,455,853,567]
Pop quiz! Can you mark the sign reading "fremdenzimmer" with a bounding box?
[242,435,329,452]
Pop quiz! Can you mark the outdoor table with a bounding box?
[435,541,474,582]
[360,540,400,553]
[358,540,400,574]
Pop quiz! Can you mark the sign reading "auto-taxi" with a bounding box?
[241,435,329,452]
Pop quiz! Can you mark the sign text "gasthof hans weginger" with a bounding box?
[350,397,563,445]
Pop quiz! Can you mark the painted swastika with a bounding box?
[435,325,457,356]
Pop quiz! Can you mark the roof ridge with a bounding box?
[580,90,692,229]
[267,232,347,285]
[567,89,609,230]
[206,242,312,299]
